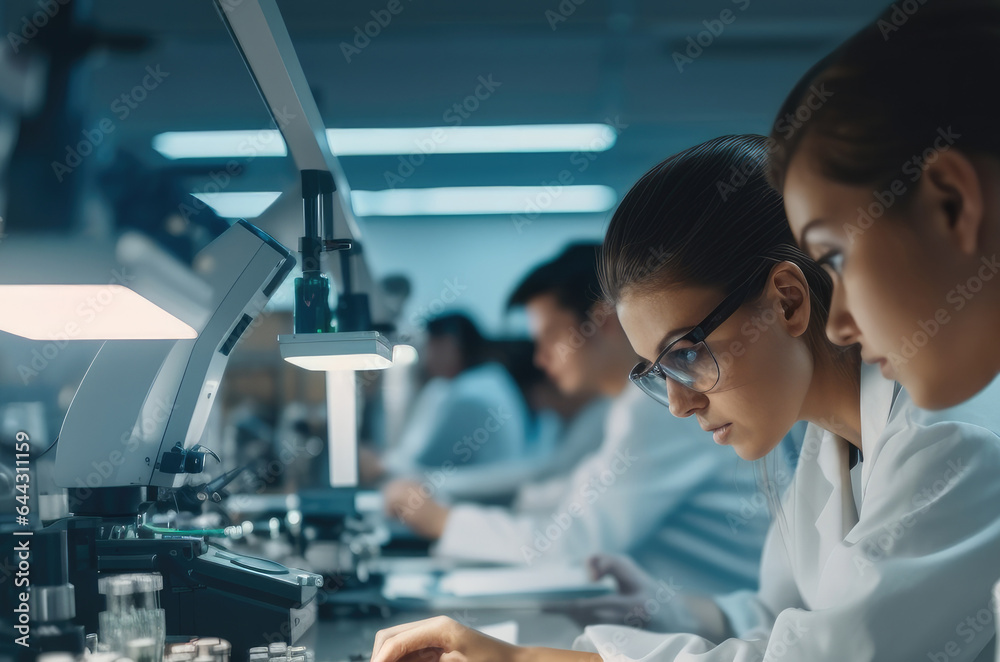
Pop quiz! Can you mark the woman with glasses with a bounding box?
[368,135,1000,662]
[768,0,1000,411]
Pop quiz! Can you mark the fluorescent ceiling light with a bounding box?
[279,331,393,371]
[152,124,616,159]
[192,191,281,219]
[153,130,287,159]
[0,285,197,340]
[351,185,616,217]
[327,124,617,155]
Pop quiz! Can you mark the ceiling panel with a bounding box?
[0,0,889,332]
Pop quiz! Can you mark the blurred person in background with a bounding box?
[416,343,610,506]
[366,312,531,479]
[383,244,776,594]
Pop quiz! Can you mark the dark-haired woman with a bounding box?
[769,0,1000,411]
[368,135,1000,662]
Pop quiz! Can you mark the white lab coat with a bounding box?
[435,385,776,595]
[382,362,529,475]
[433,398,610,505]
[574,365,1000,662]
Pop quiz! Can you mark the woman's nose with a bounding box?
[825,279,862,346]
[666,378,707,418]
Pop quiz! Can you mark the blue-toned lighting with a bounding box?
[152,124,617,159]
[350,185,617,217]
[191,191,281,219]
[326,124,617,155]
[153,131,287,159]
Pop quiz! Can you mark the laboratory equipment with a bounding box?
[127,637,161,662]
[6,0,400,658]
[36,218,322,659]
[161,637,234,662]
[53,219,293,493]
[31,529,86,656]
[215,0,397,572]
[97,573,165,659]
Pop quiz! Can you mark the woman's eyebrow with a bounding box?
[797,218,826,251]
[654,326,694,356]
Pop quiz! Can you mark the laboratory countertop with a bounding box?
[312,608,584,662]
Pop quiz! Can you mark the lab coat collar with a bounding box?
[810,425,855,571]
[809,365,897,579]
[859,362,899,446]
[859,363,902,501]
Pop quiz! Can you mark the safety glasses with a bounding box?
[629,270,769,406]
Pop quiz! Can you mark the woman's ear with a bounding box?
[921,149,984,256]
[768,262,811,339]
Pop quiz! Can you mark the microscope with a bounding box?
[34,220,323,660]
[0,0,398,657]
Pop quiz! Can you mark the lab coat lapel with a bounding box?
[859,363,900,502]
[802,365,896,602]
[804,365,896,601]
[807,428,856,601]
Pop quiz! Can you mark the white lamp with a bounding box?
[0,284,197,341]
[278,330,392,371]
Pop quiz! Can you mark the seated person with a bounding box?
[376,313,531,476]
[430,388,611,506]
[383,244,780,594]
[429,346,610,505]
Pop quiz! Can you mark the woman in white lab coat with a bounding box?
[766,0,1000,411]
[369,135,1000,662]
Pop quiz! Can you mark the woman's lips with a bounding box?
[711,423,732,445]
[864,354,895,378]
[862,351,886,367]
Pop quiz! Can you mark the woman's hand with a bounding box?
[372,616,601,662]
[558,554,675,630]
[382,479,451,539]
[372,615,519,662]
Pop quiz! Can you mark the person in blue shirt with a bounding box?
[378,312,531,476]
